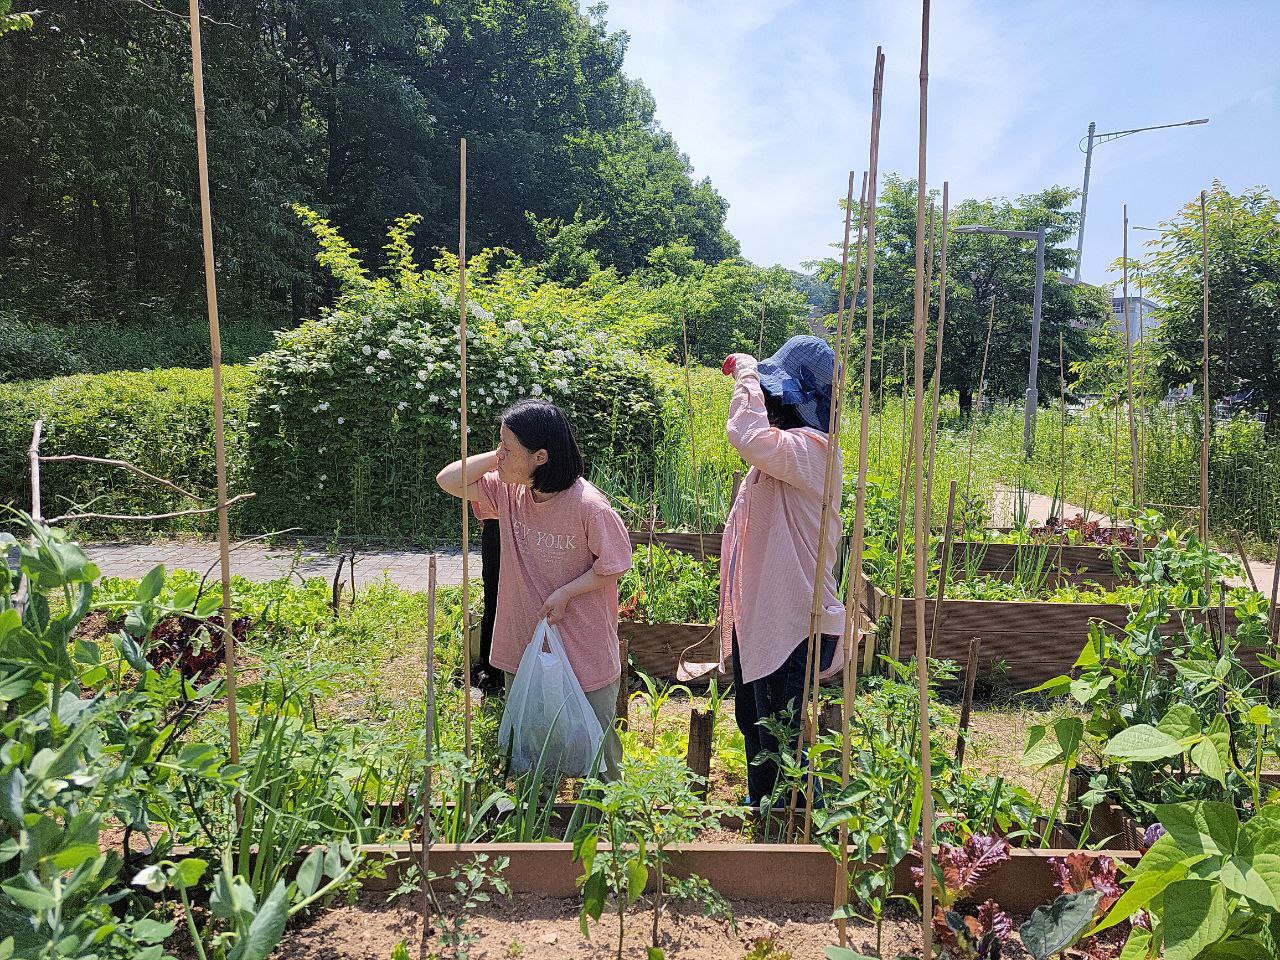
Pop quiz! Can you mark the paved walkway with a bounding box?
[83,538,480,590]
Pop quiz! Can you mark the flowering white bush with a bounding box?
[246,210,669,541]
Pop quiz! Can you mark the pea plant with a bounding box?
[572,755,726,959]
[0,516,280,959]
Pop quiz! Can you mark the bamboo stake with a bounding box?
[1122,207,1139,509]
[1137,266,1148,510]
[924,183,950,524]
[955,637,981,768]
[804,170,870,844]
[1059,332,1067,514]
[458,138,473,756]
[14,420,44,618]
[876,313,887,469]
[1233,532,1259,592]
[788,170,858,839]
[889,346,911,661]
[1200,190,1211,543]
[910,3,936,949]
[1264,530,1280,702]
[419,555,438,960]
[927,481,957,659]
[758,301,767,356]
[27,420,42,523]
[860,50,887,679]
[838,52,886,941]
[680,312,707,558]
[187,0,239,817]
[963,299,995,506]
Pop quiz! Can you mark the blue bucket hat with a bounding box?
[757,335,835,432]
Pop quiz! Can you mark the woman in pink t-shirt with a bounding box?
[436,399,633,779]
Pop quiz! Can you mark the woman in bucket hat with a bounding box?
[719,335,845,809]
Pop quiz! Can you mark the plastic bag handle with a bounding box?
[532,617,557,653]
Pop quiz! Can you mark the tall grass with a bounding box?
[612,362,1280,551]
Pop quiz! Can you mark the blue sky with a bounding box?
[599,0,1279,288]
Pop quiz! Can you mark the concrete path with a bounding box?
[82,538,480,590]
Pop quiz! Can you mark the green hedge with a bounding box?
[0,367,252,534]
[0,309,279,383]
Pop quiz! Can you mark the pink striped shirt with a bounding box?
[718,369,845,684]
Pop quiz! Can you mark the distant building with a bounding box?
[1111,296,1159,343]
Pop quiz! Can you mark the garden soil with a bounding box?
[272,892,1035,959]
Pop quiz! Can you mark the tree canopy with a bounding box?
[810,176,1109,415]
[1146,183,1280,427]
[0,0,737,328]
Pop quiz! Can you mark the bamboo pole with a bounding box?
[876,313,887,470]
[187,0,240,816]
[1137,266,1148,510]
[419,555,438,960]
[1264,530,1280,702]
[1059,332,1067,513]
[910,3,936,950]
[860,50,887,679]
[955,637,981,768]
[14,420,44,618]
[924,183,950,524]
[963,299,995,506]
[1199,190,1211,543]
[458,138,473,755]
[802,171,870,844]
[889,346,911,662]
[839,52,885,941]
[1122,207,1139,509]
[680,312,707,558]
[758,301,767,356]
[27,420,42,523]
[788,169,858,839]
[927,480,957,659]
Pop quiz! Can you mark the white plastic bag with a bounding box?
[498,619,604,777]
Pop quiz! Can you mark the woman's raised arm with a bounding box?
[436,450,499,500]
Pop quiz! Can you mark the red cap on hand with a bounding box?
[722,355,737,377]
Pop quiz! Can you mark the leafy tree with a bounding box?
[527,208,607,285]
[1146,182,1280,429]
[810,177,1108,416]
[0,0,34,36]
[0,0,737,336]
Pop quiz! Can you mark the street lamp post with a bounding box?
[955,224,1046,459]
[1073,117,1208,282]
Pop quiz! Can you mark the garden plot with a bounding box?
[7,517,1278,960]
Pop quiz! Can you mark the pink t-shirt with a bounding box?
[470,472,632,692]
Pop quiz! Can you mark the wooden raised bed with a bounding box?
[628,530,721,559]
[944,541,1138,589]
[858,571,1257,690]
[358,841,1140,918]
[619,621,718,680]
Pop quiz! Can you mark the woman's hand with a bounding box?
[539,588,571,625]
[722,353,757,378]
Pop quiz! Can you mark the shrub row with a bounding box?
[0,367,253,535]
[0,309,279,383]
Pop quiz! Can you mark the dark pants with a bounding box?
[732,630,836,807]
[477,519,501,689]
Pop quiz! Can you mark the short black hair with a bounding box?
[763,389,807,431]
[500,399,585,493]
